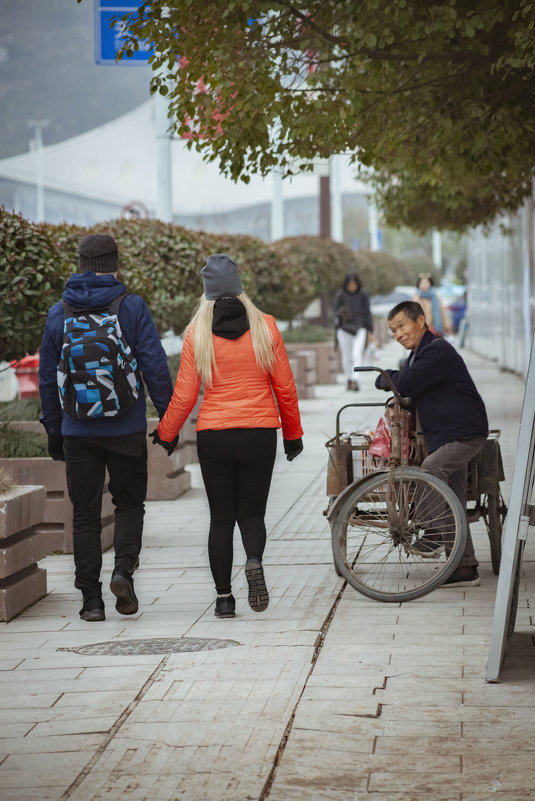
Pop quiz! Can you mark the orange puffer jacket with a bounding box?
[158,314,303,442]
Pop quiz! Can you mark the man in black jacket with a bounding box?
[376,301,488,587]
[39,234,175,622]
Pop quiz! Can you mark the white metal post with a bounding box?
[432,229,443,269]
[29,120,47,223]
[155,91,173,222]
[368,196,379,251]
[330,155,343,243]
[271,171,284,241]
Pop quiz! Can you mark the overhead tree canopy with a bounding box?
[115,1,535,233]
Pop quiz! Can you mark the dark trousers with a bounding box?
[197,428,277,594]
[421,436,487,568]
[63,437,148,599]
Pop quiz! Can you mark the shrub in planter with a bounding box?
[0,398,42,422]
[0,466,14,494]
[0,425,48,458]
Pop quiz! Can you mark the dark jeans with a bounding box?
[63,436,148,599]
[197,428,277,594]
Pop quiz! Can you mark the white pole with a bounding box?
[271,171,284,241]
[155,91,173,222]
[29,120,47,223]
[330,155,343,242]
[432,230,443,269]
[368,196,379,251]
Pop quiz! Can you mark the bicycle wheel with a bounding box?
[482,487,507,575]
[330,467,467,602]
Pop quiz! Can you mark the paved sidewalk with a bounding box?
[1,340,534,801]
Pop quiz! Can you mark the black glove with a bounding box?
[375,370,394,391]
[48,434,65,462]
[150,429,179,456]
[283,437,303,462]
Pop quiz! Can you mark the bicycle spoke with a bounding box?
[332,468,467,601]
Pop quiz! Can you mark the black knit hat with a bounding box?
[78,234,119,273]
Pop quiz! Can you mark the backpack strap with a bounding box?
[106,290,130,316]
[61,290,130,318]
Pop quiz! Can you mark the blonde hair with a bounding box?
[186,293,275,386]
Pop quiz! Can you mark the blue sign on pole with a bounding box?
[94,1,153,65]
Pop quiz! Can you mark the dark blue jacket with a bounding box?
[39,273,173,437]
[375,329,488,452]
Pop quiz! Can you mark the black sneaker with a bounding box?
[215,594,236,618]
[406,535,445,558]
[245,558,269,612]
[110,568,139,615]
[79,597,105,622]
[442,567,480,588]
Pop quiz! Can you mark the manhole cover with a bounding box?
[58,637,240,656]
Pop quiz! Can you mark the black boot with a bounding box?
[110,567,139,615]
[79,596,105,622]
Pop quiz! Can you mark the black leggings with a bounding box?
[196,428,277,594]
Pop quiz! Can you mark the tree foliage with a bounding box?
[117,1,535,232]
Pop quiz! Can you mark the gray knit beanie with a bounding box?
[78,234,119,273]
[201,254,243,300]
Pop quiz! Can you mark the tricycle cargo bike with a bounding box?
[325,367,506,603]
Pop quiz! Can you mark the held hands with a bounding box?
[47,434,65,462]
[283,437,303,462]
[150,429,179,456]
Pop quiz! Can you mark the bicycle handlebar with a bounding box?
[354,366,412,408]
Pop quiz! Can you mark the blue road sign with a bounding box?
[94,1,153,65]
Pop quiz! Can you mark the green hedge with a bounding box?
[1,208,409,361]
[0,211,71,362]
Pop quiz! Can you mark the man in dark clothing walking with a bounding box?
[39,234,174,621]
[375,300,488,588]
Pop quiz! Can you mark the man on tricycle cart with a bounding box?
[376,300,488,588]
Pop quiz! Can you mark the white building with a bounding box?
[0,100,370,241]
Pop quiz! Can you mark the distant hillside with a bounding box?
[0,0,151,159]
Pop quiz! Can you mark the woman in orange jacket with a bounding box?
[154,254,303,619]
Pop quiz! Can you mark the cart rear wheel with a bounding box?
[331,468,467,602]
[483,488,507,575]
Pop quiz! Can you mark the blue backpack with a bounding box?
[57,291,140,419]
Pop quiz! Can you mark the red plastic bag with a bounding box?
[369,416,391,458]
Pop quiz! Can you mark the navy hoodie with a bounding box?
[39,273,173,437]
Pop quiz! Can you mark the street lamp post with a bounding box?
[28,120,48,223]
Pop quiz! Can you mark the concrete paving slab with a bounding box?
[0,340,533,801]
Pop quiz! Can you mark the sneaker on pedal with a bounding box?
[442,567,480,588]
[406,535,444,558]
